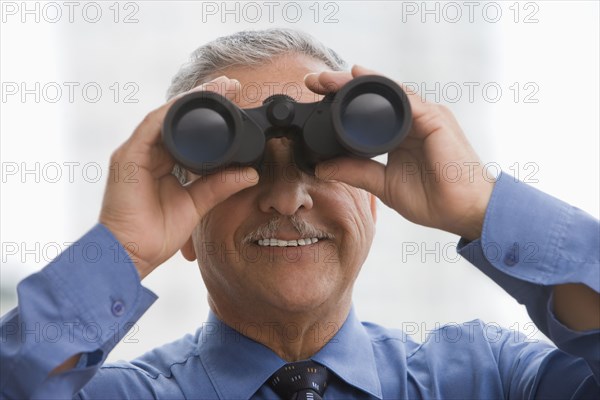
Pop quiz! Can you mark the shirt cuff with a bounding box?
[9,223,157,395]
[42,223,157,342]
[458,171,599,297]
[456,171,600,371]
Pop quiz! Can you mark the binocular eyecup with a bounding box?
[162,75,412,176]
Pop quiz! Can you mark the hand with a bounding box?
[99,76,258,279]
[305,65,495,241]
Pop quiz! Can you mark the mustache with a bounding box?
[241,215,335,244]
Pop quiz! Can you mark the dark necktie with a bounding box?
[268,360,330,400]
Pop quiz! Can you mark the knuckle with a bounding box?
[142,109,159,124]
[436,104,450,115]
[437,104,456,120]
[110,148,124,163]
[137,110,162,134]
[202,78,227,94]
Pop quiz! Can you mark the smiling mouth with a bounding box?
[256,237,324,247]
[243,215,335,247]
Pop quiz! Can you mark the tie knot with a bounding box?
[269,360,330,400]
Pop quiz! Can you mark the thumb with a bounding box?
[185,167,259,217]
[315,158,386,199]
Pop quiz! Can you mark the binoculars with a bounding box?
[162,75,412,176]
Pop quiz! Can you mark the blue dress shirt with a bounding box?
[1,172,599,399]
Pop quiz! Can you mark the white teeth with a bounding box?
[256,238,321,247]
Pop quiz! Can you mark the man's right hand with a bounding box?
[99,76,258,279]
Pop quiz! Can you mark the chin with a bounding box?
[266,283,334,314]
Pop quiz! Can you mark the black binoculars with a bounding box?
[162,75,412,176]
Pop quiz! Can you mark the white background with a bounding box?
[1,1,598,362]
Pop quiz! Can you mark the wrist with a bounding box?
[456,180,495,241]
[97,220,153,280]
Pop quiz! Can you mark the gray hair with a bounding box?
[167,28,347,99]
[166,28,347,184]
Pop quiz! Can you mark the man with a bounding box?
[1,29,599,399]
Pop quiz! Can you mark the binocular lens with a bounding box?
[330,77,410,158]
[165,94,243,171]
[172,108,233,162]
[341,93,399,151]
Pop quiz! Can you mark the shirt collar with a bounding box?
[198,306,382,400]
[312,307,383,398]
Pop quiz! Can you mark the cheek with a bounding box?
[192,209,240,293]
[192,192,256,262]
[333,188,374,232]
[199,190,250,235]
[191,209,228,268]
[319,186,375,255]
[351,190,376,228]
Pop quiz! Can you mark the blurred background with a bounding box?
[1,1,598,362]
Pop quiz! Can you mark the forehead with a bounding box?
[212,53,332,108]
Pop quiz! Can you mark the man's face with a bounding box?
[182,54,377,317]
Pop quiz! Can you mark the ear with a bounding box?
[180,236,197,262]
[369,193,377,222]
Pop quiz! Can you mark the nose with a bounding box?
[257,139,314,216]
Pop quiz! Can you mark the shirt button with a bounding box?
[503,242,519,267]
[111,300,125,317]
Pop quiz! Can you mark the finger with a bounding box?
[199,77,242,103]
[315,157,386,200]
[350,64,381,78]
[185,167,259,217]
[305,70,354,95]
[148,141,178,177]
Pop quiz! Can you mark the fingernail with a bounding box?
[173,86,202,99]
[352,64,376,75]
[188,85,204,93]
[243,167,259,183]
[304,72,318,81]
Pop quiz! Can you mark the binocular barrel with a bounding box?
[162,75,412,175]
